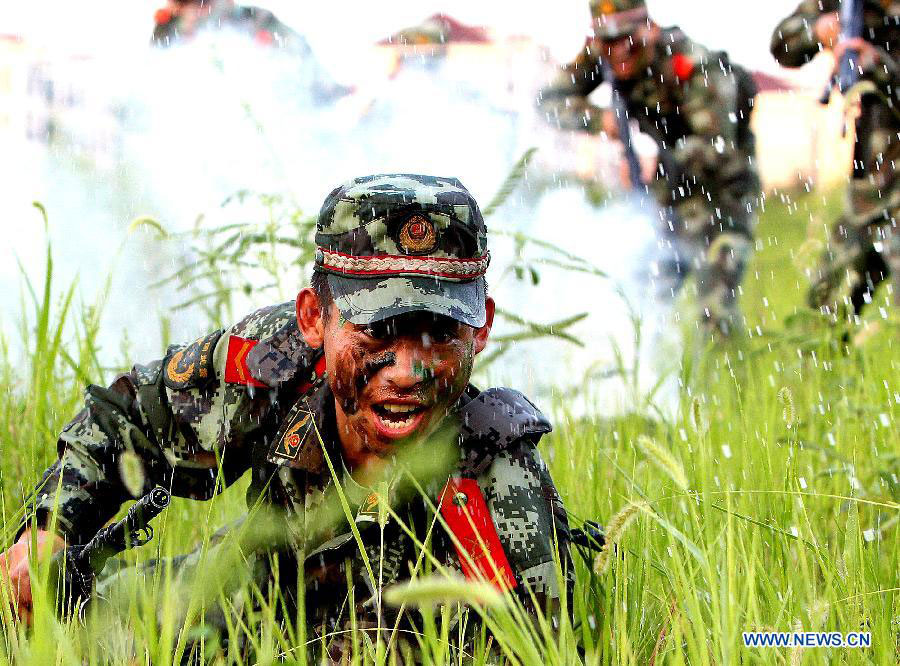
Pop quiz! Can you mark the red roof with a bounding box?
[378,13,490,45]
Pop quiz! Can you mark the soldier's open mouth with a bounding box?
[371,402,428,437]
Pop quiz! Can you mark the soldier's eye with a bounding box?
[428,322,460,343]
[362,320,396,340]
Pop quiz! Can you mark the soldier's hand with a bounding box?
[601,108,620,140]
[0,529,66,624]
[814,11,840,49]
[833,38,881,73]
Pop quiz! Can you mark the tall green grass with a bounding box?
[0,191,897,664]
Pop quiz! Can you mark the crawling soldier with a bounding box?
[0,174,572,660]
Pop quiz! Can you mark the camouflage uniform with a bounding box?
[152,0,302,50]
[150,1,349,104]
[538,0,759,333]
[772,1,900,316]
[24,175,572,659]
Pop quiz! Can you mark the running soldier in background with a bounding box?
[772,1,900,319]
[151,0,301,49]
[538,0,760,336]
[150,0,349,103]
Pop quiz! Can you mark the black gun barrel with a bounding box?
[53,487,170,617]
[81,487,170,573]
[604,63,643,190]
[820,0,865,103]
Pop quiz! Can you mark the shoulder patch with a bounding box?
[163,330,223,390]
[224,335,269,388]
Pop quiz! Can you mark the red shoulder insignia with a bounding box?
[224,335,268,388]
[439,478,517,591]
[672,53,694,82]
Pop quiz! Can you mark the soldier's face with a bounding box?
[297,289,495,467]
[599,25,656,80]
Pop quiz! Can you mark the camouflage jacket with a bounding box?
[771,0,900,224]
[27,301,572,623]
[538,27,759,231]
[152,0,306,51]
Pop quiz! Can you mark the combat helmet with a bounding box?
[589,0,649,40]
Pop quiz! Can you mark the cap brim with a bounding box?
[326,274,486,327]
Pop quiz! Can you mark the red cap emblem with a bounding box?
[398,215,437,254]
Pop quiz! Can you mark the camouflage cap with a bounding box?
[314,174,490,327]
[589,0,648,40]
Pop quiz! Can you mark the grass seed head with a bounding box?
[384,575,506,609]
[593,501,643,575]
[118,449,146,498]
[635,435,689,490]
[778,386,796,428]
[690,397,707,434]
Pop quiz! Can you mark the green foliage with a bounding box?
[0,191,898,664]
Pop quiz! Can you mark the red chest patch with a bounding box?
[672,53,695,82]
[224,335,268,388]
[439,478,516,591]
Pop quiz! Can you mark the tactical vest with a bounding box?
[244,361,553,590]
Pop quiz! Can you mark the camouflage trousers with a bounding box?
[807,209,900,318]
[653,202,754,336]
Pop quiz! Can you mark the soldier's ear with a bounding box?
[296,288,325,349]
[472,297,495,355]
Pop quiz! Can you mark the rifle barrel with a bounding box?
[603,63,643,190]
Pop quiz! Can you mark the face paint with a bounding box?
[411,359,436,382]
[358,352,397,393]
[322,309,481,468]
[331,341,366,415]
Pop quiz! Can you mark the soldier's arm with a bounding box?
[834,38,900,103]
[770,0,840,67]
[536,41,606,133]
[22,328,255,545]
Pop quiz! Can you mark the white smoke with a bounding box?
[0,30,680,416]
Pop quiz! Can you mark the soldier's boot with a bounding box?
[807,216,865,320]
[808,217,894,321]
[696,232,750,337]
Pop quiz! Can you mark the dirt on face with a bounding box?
[322,310,478,468]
